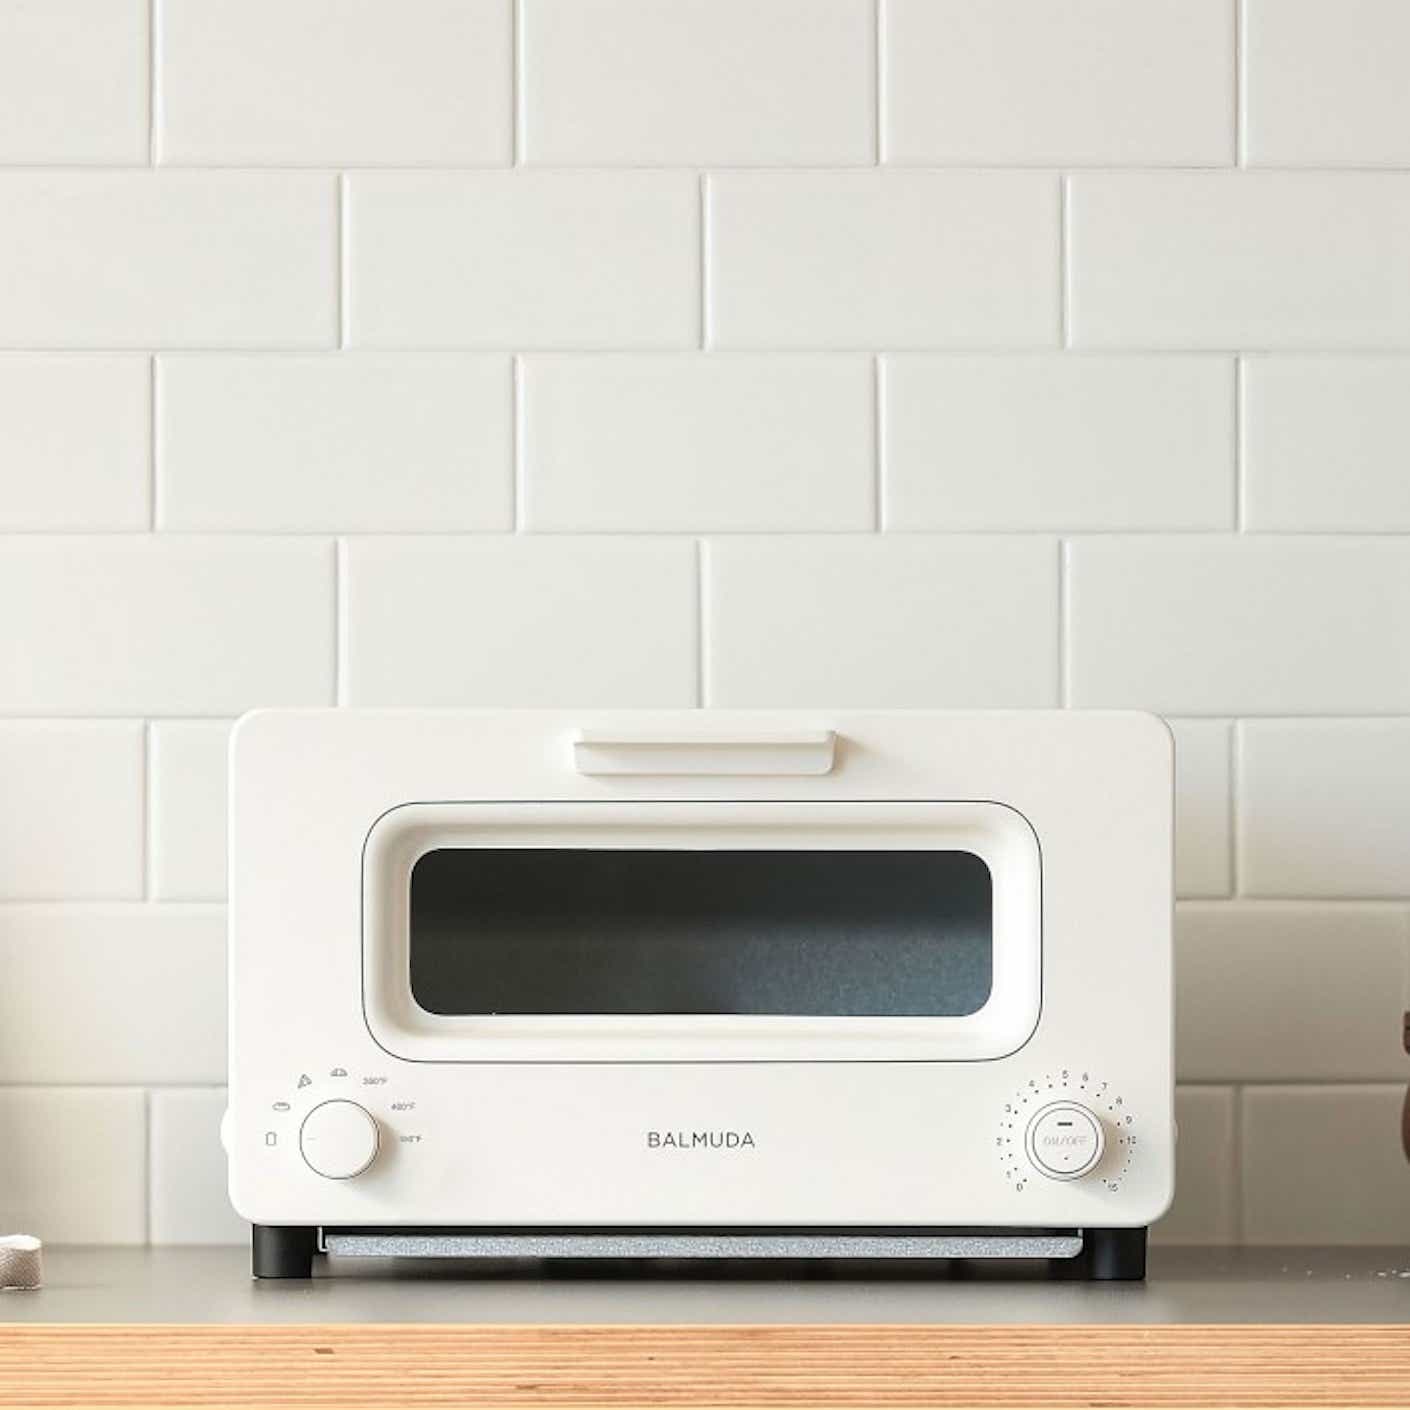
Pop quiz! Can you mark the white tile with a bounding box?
[1176,903,1408,1082]
[149,1089,245,1245]
[0,357,150,530]
[1170,720,1232,900]
[0,173,336,349]
[708,173,1058,349]
[1240,721,1410,899]
[1243,1086,1410,1244]
[158,355,512,532]
[882,356,1234,531]
[1246,0,1410,167]
[158,0,509,166]
[523,0,872,166]
[1067,538,1410,715]
[705,537,1057,707]
[0,0,147,163]
[0,723,143,900]
[523,355,874,532]
[348,173,697,349]
[1068,174,1410,349]
[883,0,1233,166]
[345,538,698,706]
[0,1089,146,1245]
[0,905,226,1083]
[1151,1087,1236,1246]
[0,537,334,716]
[1244,358,1410,532]
[150,722,232,902]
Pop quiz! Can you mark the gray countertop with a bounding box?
[3,1246,1410,1324]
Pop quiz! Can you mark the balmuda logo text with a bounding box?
[647,1130,756,1150]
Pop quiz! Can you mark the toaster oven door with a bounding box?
[362,801,1040,1064]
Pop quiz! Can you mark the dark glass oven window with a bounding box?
[408,848,992,1018]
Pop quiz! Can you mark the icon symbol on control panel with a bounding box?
[272,1101,290,1112]
[265,1132,278,1147]
[330,1067,348,1078]
[297,1074,312,1089]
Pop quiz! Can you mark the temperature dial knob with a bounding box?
[1025,1101,1105,1181]
[299,1100,379,1180]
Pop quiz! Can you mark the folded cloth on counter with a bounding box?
[0,1235,42,1289]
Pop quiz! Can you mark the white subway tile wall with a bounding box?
[157,355,513,531]
[1067,174,1410,349]
[1175,904,1408,1083]
[0,906,227,1085]
[148,722,233,902]
[1152,1088,1237,1246]
[0,0,1403,1246]
[156,0,512,166]
[1244,0,1410,168]
[1066,538,1410,715]
[1168,720,1233,900]
[344,537,698,706]
[0,173,338,349]
[0,1090,148,1246]
[882,0,1234,167]
[0,538,335,716]
[521,0,874,166]
[0,1,148,165]
[1241,1087,1410,1244]
[348,172,699,348]
[881,356,1234,532]
[523,355,875,532]
[707,173,1059,348]
[1238,721,1410,898]
[1243,358,1410,531]
[0,357,150,529]
[0,724,144,900]
[148,1090,248,1245]
[705,536,1058,707]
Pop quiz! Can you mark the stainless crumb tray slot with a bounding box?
[323,1231,1084,1260]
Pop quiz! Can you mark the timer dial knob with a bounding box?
[299,1099,379,1180]
[1025,1101,1105,1181]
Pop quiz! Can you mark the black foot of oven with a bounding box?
[252,1224,318,1279]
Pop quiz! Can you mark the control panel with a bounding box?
[226,1065,426,1189]
[996,1070,1138,1194]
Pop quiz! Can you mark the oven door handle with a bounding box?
[571,728,837,776]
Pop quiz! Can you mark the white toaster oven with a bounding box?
[227,709,1173,1280]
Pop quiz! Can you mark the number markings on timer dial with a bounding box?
[996,1071,1136,1193]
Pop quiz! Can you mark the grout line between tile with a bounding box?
[23,161,1410,175]
[1058,175,1069,348]
[1057,540,1070,707]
